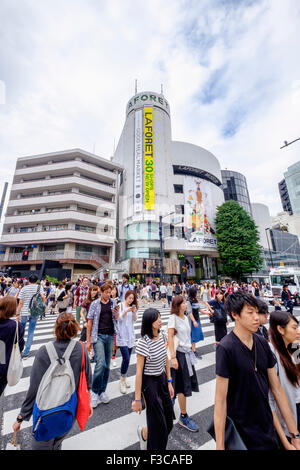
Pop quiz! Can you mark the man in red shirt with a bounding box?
[73,277,89,324]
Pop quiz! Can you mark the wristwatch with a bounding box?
[289,432,300,439]
[16,415,23,423]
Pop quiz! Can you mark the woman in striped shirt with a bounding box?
[132,308,174,451]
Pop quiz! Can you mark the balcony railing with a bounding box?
[1,251,109,265]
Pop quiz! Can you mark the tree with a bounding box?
[215,201,263,281]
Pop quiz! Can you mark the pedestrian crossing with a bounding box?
[1,303,300,450]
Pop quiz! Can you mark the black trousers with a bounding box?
[142,372,174,451]
[0,376,7,397]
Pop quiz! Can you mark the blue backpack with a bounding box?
[32,340,77,441]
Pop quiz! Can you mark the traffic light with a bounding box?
[22,249,29,261]
[143,259,147,270]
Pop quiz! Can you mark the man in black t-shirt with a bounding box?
[214,291,300,450]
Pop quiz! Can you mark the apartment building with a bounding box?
[0,149,123,279]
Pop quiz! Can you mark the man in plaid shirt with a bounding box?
[73,276,90,324]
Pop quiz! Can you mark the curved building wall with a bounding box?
[113,91,225,278]
[221,169,252,216]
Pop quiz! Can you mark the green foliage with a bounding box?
[215,200,263,280]
[45,275,59,284]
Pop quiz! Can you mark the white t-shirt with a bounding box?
[18,284,45,316]
[160,285,167,294]
[167,314,191,349]
[115,302,136,348]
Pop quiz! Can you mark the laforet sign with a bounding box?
[127,92,170,116]
[131,92,170,212]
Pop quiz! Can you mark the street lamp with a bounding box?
[280,137,300,149]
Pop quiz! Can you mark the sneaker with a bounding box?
[178,415,199,432]
[120,379,127,394]
[99,392,110,404]
[91,391,101,408]
[112,359,117,368]
[22,352,30,359]
[137,425,147,450]
[125,379,130,388]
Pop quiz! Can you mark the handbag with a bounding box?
[167,315,180,361]
[76,341,91,431]
[213,305,226,324]
[207,416,247,450]
[7,321,23,387]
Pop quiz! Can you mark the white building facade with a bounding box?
[113,91,225,280]
[0,149,123,278]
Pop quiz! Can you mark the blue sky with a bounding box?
[0,0,300,219]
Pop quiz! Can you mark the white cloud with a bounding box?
[0,0,300,219]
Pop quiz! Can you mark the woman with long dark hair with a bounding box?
[132,308,174,450]
[201,289,228,346]
[268,310,300,450]
[116,290,138,394]
[168,295,199,432]
[186,286,204,358]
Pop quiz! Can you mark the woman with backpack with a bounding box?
[132,308,174,451]
[268,311,300,450]
[0,297,24,397]
[12,312,93,450]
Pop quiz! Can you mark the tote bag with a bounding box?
[7,321,23,387]
[76,341,90,431]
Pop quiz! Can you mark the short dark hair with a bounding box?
[141,308,160,339]
[28,274,38,284]
[283,284,288,289]
[224,292,260,321]
[257,299,269,314]
[122,273,129,281]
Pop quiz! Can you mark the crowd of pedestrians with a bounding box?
[0,272,299,451]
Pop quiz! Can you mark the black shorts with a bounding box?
[160,293,166,298]
[171,350,199,397]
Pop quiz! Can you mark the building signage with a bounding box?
[127,92,169,115]
[134,110,143,213]
[144,106,155,210]
[173,165,222,187]
[183,176,217,248]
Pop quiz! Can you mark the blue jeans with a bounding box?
[92,333,114,395]
[20,315,38,355]
[167,295,172,307]
[119,346,133,377]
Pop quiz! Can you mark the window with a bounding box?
[75,224,96,233]
[175,205,184,214]
[174,184,183,194]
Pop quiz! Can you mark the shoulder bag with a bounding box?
[76,341,91,431]
[7,321,23,386]
[207,416,247,450]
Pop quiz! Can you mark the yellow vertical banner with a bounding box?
[144,106,154,210]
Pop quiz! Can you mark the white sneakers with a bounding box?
[91,391,101,408]
[137,425,147,450]
[120,379,127,394]
[91,391,110,407]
